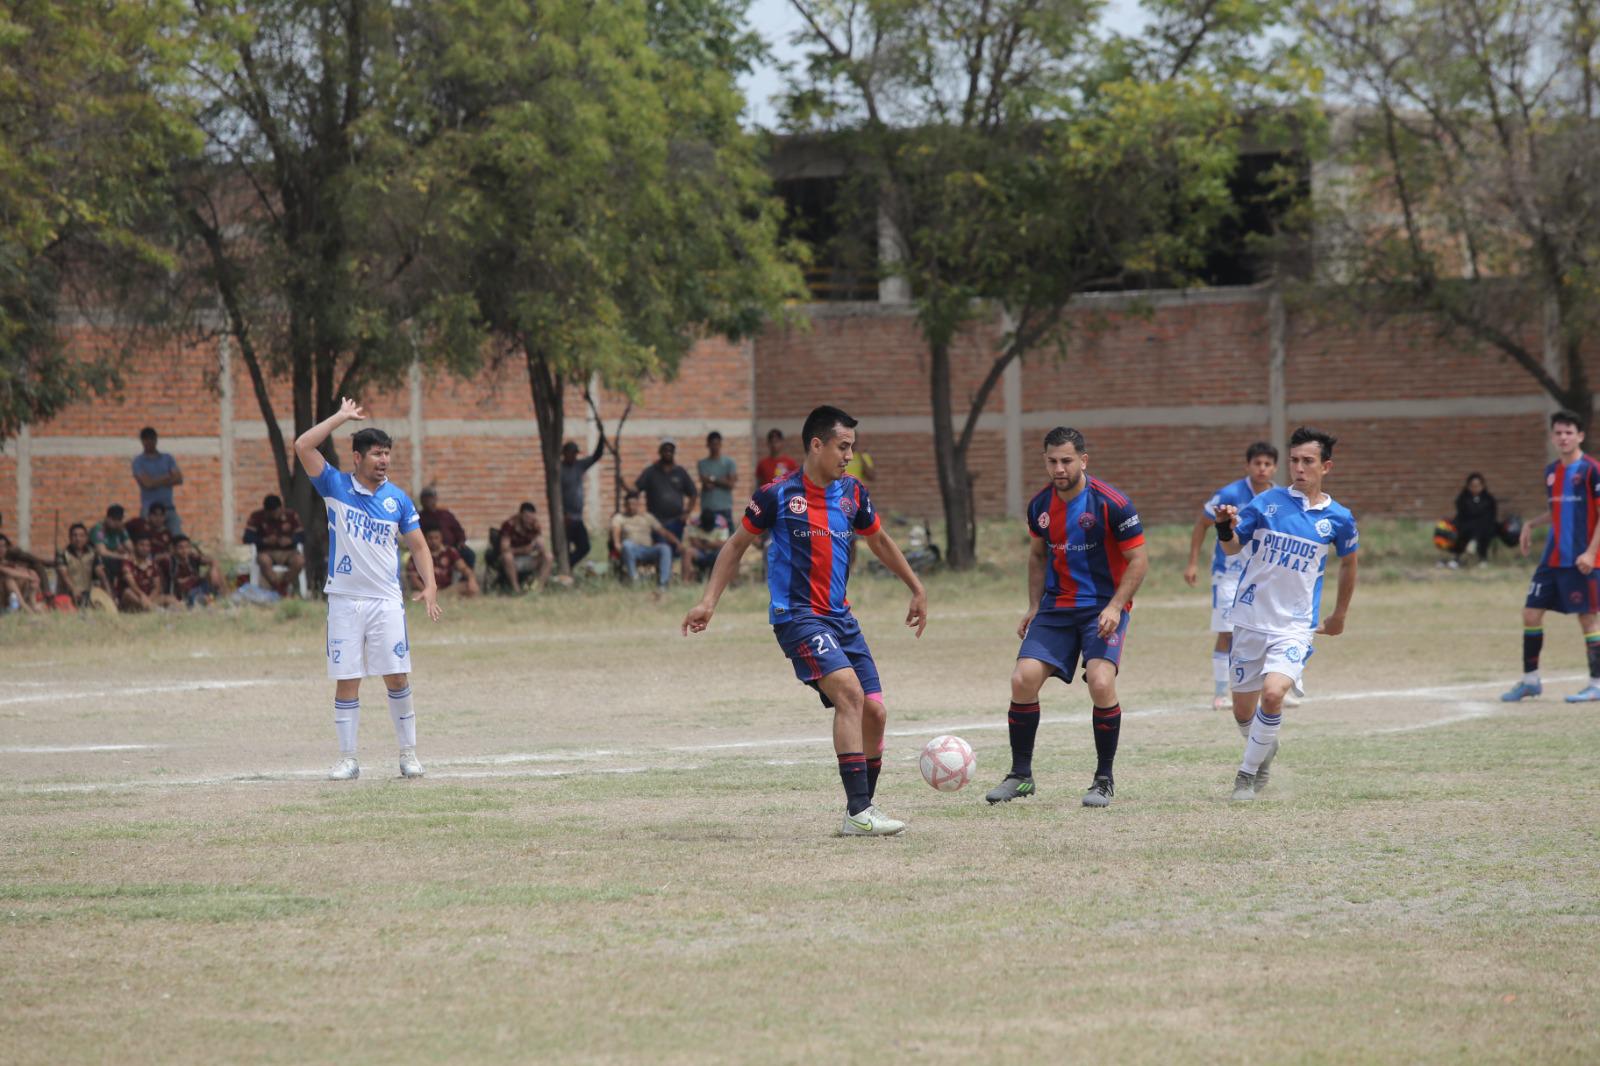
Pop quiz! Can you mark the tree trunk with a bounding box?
[526,344,570,577]
[929,336,977,570]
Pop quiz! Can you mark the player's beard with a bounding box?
[1054,471,1082,493]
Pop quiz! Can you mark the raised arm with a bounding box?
[294,398,365,479]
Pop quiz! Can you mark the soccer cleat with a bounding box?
[1283,677,1305,707]
[1081,775,1114,808]
[1254,739,1280,792]
[1230,770,1257,802]
[327,756,360,781]
[1212,694,1231,712]
[1500,680,1542,702]
[839,806,906,836]
[399,749,425,778]
[1564,684,1600,703]
[985,774,1037,804]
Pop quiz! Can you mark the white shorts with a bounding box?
[1229,627,1312,693]
[326,595,411,680]
[1210,567,1244,633]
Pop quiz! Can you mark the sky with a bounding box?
[737,0,1151,127]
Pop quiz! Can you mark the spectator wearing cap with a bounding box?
[560,434,606,567]
[131,427,184,535]
[244,494,305,597]
[90,505,134,587]
[754,427,799,487]
[696,431,737,533]
[499,501,551,593]
[634,438,697,547]
[419,487,475,572]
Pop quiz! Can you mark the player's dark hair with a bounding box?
[69,522,88,535]
[561,440,578,453]
[263,494,282,510]
[1246,441,1278,462]
[624,491,641,501]
[129,530,149,542]
[351,427,392,454]
[147,502,167,514]
[707,431,722,444]
[1552,409,1586,433]
[519,501,537,513]
[1289,426,1337,460]
[801,406,857,452]
[173,533,191,545]
[139,426,157,440]
[106,504,125,520]
[1042,426,1087,453]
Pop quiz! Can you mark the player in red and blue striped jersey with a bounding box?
[682,405,929,837]
[985,427,1149,809]
[1503,410,1600,703]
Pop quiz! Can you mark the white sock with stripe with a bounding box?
[1240,708,1282,775]
[387,686,416,750]
[334,699,360,755]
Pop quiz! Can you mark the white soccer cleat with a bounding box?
[839,806,906,836]
[327,756,360,781]
[1284,677,1306,706]
[399,749,425,779]
[1212,694,1230,712]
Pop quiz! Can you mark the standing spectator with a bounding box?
[635,439,697,545]
[128,502,174,559]
[0,533,44,613]
[169,535,219,607]
[131,427,184,535]
[418,487,476,572]
[559,435,606,567]
[118,531,176,612]
[56,522,113,609]
[409,527,479,598]
[611,492,681,589]
[498,502,551,592]
[91,505,134,587]
[1450,472,1499,568]
[697,431,738,532]
[245,494,306,596]
[755,427,799,487]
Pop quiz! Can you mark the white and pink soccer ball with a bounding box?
[919,735,976,792]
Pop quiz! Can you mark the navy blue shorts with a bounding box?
[1525,565,1600,614]
[773,613,881,707]
[1018,605,1130,684]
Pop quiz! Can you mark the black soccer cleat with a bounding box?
[1081,775,1114,808]
[985,774,1037,804]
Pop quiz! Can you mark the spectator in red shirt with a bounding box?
[754,427,799,487]
[128,502,174,559]
[119,531,177,612]
[244,494,305,597]
[409,527,479,598]
[418,487,476,572]
[499,502,551,593]
[169,534,219,607]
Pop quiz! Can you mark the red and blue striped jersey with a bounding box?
[1027,478,1144,611]
[744,471,881,623]
[1542,455,1600,567]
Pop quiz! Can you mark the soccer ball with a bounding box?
[919,735,976,792]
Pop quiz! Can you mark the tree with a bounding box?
[784,0,1302,568]
[0,0,196,441]
[414,0,803,576]
[1303,0,1600,414]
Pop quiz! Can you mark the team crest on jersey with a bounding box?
[1078,512,1097,530]
[1548,472,1557,487]
[335,555,353,574]
[382,497,398,514]
[839,499,858,518]
[1036,512,1050,530]
[1237,583,1257,606]
[1265,504,1279,517]
[788,496,808,515]
[1315,519,1333,537]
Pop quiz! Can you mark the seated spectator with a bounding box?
[169,534,219,607]
[419,487,476,571]
[0,510,51,591]
[118,531,176,612]
[127,502,174,559]
[684,513,731,581]
[499,502,551,593]
[0,533,44,613]
[612,492,681,589]
[1449,472,1498,568]
[56,522,114,610]
[409,526,480,598]
[244,494,305,596]
[91,505,134,586]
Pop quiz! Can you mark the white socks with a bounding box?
[1523,671,1539,685]
[1241,708,1282,774]
[334,698,360,755]
[1212,652,1230,695]
[387,685,416,750]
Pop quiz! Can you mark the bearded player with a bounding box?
[682,405,928,837]
[295,398,441,781]
[985,427,1149,809]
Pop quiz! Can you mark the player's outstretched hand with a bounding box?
[1315,613,1345,637]
[1096,604,1122,639]
[1182,563,1198,587]
[682,602,713,636]
[414,587,442,622]
[338,396,367,422]
[906,589,927,638]
[1017,609,1036,641]
[1213,503,1238,529]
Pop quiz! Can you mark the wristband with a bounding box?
[1214,519,1234,543]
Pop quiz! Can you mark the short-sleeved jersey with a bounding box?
[1541,455,1600,568]
[246,507,303,549]
[743,471,880,623]
[91,521,129,555]
[1027,479,1145,612]
[499,516,542,551]
[311,467,420,603]
[1229,486,1359,637]
[1203,477,1260,575]
[126,517,171,559]
[409,544,462,589]
[170,550,211,596]
[122,555,169,597]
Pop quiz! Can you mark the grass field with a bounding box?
[3,523,1597,1063]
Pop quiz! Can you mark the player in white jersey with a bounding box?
[1185,441,1278,710]
[294,398,441,781]
[1211,427,1359,802]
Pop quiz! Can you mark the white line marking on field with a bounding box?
[0,744,162,754]
[0,679,273,707]
[1374,701,1500,734]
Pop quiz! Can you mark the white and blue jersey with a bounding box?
[310,467,420,603]
[1203,477,1259,576]
[1229,486,1359,638]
